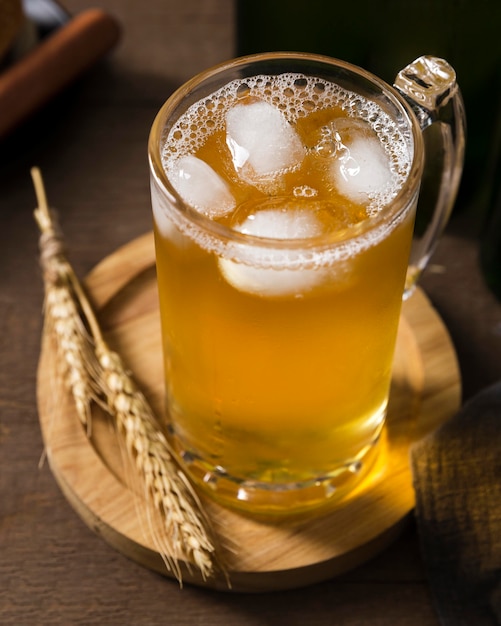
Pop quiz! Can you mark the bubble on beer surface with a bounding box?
[166,155,236,218]
[218,204,329,297]
[225,100,306,187]
[294,185,318,198]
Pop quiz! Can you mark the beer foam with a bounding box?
[163,74,409,182]
[160,73,413,271]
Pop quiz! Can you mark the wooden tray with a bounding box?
[37,232,461,592]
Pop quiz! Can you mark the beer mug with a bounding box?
[148,53,465,515]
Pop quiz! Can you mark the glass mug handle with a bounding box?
[394,55,466,296]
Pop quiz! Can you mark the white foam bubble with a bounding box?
[331,135,394,206]
[225,100,305,187]
[166,155,235,218]
[218,208,329,297]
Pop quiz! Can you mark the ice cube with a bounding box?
[166,155,235,218]
[237,208,324,240]
[225,100,305,188]
[331,135,393,204]
[218,207,328,297]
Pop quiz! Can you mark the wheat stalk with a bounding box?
[32,167,225,585]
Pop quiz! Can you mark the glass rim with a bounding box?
[148,51,424,252]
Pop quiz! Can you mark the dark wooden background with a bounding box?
[1,1,500,624]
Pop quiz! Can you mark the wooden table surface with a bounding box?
[1,1,500,624]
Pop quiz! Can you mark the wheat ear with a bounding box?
[32,167,226,585]
[34,174,100,435]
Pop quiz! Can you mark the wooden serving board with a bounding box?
[37,231,461,592]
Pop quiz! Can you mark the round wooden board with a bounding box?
[37,231,461,592]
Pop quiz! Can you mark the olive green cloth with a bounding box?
[411,381,501,626]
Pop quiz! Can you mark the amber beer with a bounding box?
[150,57,420,514]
